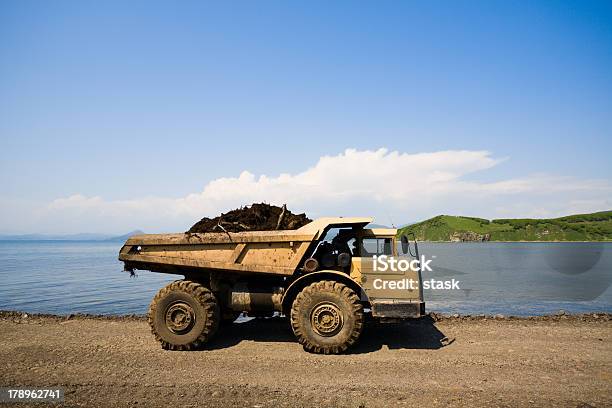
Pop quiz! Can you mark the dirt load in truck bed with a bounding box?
[187,203,311,233]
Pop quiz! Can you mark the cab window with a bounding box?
[360,238,393,256]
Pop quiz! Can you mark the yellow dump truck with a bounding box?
[119,217,425,354]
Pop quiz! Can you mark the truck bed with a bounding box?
[119,230,317,276]
[118,217,374,276]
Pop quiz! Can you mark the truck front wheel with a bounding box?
[290,280,364,354]
[148,280,220,350]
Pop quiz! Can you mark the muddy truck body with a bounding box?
[119,217,425,354]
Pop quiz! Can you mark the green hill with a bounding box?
[397,211,612,242]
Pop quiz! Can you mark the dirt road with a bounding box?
[0,312,610,407]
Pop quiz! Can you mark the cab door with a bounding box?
[350,236,421,302]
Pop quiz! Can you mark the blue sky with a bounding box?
[1,1,611,233]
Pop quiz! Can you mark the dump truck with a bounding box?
[118,217,425,354]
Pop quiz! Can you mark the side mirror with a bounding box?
[400,235,409,255]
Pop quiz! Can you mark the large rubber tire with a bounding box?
[290,281,364,354]
[148,280,220,350]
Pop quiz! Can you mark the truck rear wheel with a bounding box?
[148,280,220,350]
[290,280,364,354]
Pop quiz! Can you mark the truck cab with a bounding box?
[297,220,425,320]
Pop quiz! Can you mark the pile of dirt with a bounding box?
[187,203,311,233]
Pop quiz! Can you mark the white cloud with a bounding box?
[3,148,611,233]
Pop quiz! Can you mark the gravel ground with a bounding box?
[0,311,610,407]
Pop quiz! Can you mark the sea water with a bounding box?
[0,241,610,316]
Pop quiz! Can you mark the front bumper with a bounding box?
[371,300,425,319]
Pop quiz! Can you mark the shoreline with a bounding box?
[2,309,610,322]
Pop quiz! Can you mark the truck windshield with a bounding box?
[360,238,393,257]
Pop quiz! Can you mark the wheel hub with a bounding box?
[311,302,343,336]
[165,302,195,334]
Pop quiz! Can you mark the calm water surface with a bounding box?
[0,241,610,316]
[418,242,612,315]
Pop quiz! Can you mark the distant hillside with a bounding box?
[398,211,612,242]
[0,230,144,241]
[0,233,112,241]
